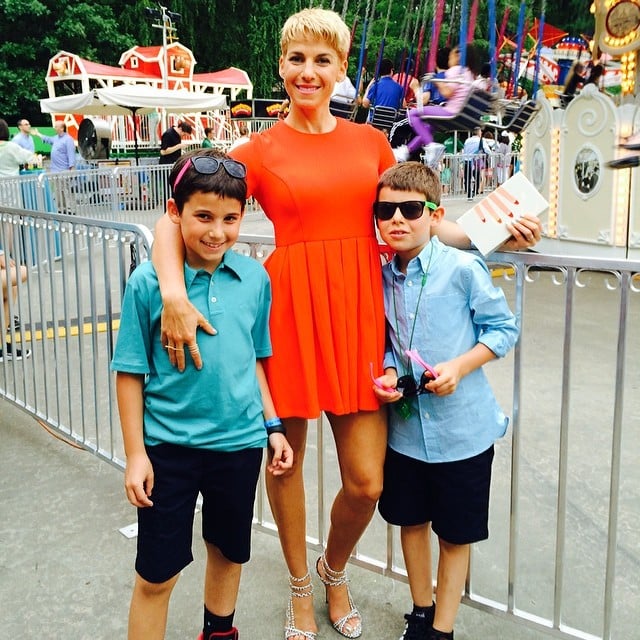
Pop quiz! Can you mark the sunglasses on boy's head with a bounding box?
[172,156,247,193]
[373,200,438,221]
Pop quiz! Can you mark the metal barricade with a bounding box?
[0,203,638,640]
[1,164,265,224]
[426,152,519,198]
[0,207,152,465]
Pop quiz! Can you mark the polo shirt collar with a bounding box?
[183,249,246,288]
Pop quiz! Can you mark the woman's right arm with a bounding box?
[153,213,215,371]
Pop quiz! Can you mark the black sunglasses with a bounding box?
[373,200,438,221]
[172,156,247,192]
[396,370,435,397]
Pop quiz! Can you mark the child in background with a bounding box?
[372,162,519,640]
[112,148,293,640]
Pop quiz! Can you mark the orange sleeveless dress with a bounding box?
[231,119,395,418]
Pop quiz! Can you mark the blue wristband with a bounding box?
[264,417,286,436]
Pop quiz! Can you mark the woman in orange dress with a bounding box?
[152,8,541,640]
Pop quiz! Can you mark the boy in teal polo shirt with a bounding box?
[112,149,293,640]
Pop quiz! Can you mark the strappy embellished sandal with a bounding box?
[285,573,317,640]
[315,554,362,639]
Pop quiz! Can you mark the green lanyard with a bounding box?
[391,242,434,376]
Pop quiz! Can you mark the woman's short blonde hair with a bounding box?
[280,7,351,60]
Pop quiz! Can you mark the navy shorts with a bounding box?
[135,443,263,583]
[378,445,494,545]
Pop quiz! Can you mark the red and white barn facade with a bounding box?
[45,45,253,152]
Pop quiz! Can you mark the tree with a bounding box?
[0,0,599,124]
[0,0,136,125]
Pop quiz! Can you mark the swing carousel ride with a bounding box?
[40,0,640,256]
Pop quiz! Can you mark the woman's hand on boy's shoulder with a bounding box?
[161,297,216,371]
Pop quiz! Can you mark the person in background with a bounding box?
[362,58,404,110]
[150,9,542,640]
[12,118,35,153]
[33,121,75,172]
[562,61,586,104]
[112,148,293,640]
[420,47,451,106]
[331,75,357,104]
[393,61,419,107]
[201,127,216,148]
[478,130,496,194]
[32,121,76,213]
[584,63,605,88]
[0,118,37,177]
[229,122,250,151]
[0,249,30,362]
[372,162,519,640]
[159,121,193,166]
[461,126,488,201]
[495,133,512,185]
[393,45,483,163]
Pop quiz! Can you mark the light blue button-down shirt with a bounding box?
[382,236,519,463]
[40,132,75,172]
[111,250,272,452]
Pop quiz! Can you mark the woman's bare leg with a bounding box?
[265,417,317,638]
[320,408,387,631]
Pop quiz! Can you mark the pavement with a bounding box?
[1,400,548,640]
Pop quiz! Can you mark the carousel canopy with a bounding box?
[40,85,227,116]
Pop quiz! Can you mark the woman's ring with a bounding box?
[165,345,179,351]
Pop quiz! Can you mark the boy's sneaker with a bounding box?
[399,612,432,640]
[0,343,32,363]
[428,629,454,640]
[197,628,239,640]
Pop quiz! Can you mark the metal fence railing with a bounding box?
[0,163,264,229]
[0,202,637,640]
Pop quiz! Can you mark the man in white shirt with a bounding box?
[462,127,486,201]
[331,76,357,104]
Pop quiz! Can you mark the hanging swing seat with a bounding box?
[329,99,358,120]
[368,105,400,133]
[494,99,540,135]
[414,88,497,135]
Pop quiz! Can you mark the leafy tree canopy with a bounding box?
[0,0,595,126]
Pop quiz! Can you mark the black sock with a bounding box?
[204,605,235,634]
[432,628,454,640]
[412,602,435,618]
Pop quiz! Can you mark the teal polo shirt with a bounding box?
[111,250,272,452]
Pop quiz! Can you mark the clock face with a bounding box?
[606,0,640,38]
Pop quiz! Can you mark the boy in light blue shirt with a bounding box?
[112,149,293,640]
[371,162,519,640]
